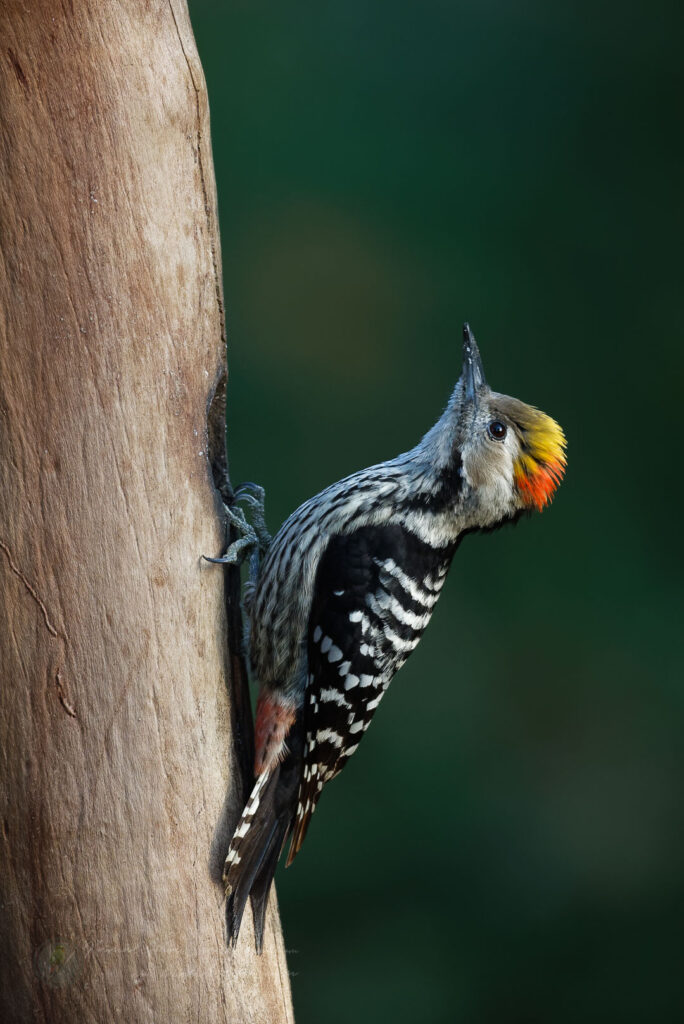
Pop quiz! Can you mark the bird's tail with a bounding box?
[224,769,283,952]
[224,715,305,952]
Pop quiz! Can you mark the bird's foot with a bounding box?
[233,482,271,553]
[203,482,271,570]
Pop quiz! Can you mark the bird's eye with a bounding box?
[487,420,507,441]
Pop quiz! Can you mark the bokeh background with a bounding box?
[189,3,683,1021]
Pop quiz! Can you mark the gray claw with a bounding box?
[236,493,260,509]
[236,481,264,496]
[202,534,257,567]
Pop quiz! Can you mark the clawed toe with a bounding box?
[205,480,270,575]
[235,481,265,502]
[202,534,257,567]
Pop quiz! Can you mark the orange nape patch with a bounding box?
[254,692,297,775]
[512,407,567,512]
[514,457,566,511]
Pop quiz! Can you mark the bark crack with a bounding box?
[0,538,63,640]
[55,668,77,719]
[0,540,77,718]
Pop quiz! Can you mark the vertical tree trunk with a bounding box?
[0,3,294,1020]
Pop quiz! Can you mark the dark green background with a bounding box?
[189,3,683,1020]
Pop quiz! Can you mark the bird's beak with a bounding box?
[462,323,487,404]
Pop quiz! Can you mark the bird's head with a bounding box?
[439,324,566,528]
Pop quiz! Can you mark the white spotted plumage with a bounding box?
[222,324,566,953]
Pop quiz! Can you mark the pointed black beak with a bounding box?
[462,322,487,403]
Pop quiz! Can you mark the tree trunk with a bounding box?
[0,3,294,1021]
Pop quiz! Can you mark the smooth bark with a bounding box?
[0,3,293,1020]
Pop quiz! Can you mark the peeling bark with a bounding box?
[0,2,294,1020]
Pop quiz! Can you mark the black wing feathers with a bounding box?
[288,524,454,860]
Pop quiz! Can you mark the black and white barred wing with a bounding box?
[286,523,452,863]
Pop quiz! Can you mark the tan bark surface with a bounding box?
[0,2,294,1020]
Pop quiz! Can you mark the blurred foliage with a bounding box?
[189,2,683,1020]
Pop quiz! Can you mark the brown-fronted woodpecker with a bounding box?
[211,324,566,951]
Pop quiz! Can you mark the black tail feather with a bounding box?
[226,818,278,948]
[248,816,292,953]
[225,769,281,947]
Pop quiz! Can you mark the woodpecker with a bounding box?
[216,324,566,951]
